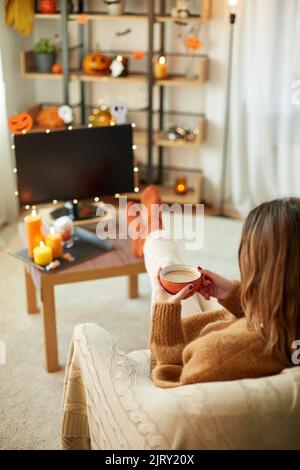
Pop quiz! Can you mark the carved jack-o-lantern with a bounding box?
[8,112,33,135]
[83,52,111,76]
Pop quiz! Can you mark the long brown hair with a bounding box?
[239,197,300,365]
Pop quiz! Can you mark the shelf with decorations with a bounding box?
[34,0,211,24]
[20,52,209,87]
[35,13,209,24]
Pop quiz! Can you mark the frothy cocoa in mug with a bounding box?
[163,270,198,283]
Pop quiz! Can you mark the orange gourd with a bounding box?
[36,107,64,129]
[8,112,33,135]
[51,63,63,74]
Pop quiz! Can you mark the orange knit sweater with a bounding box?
[150,282,288,388]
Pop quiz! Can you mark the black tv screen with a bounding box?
[14,125,134,205]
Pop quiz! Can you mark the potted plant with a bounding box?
[33,38,57,73]
[104,0,125,16]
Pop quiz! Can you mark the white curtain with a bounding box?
[227,0,300,215]
[0,50,17,227]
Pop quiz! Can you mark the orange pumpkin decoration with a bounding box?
[52,63,63,74]
[8,112,33,135]
[83,52,111,76]
[36,106,64,129]
[185,36,202,50]
[132,50,145,60]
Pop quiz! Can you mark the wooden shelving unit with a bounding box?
[23,0,212,205]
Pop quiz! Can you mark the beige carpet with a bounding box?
[0,214,243,450]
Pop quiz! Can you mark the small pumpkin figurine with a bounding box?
[51,63,63,74]
[83,48,111,76]
[8,112,33,135]
[36,106,64,129]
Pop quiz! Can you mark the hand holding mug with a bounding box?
[154,269,195,305]
[198,267,235,301]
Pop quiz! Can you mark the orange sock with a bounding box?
[126,202,146,259]
[126,201,137,225]
[127,185,163,260]
[132,236,145,259]
[141,185,163,235]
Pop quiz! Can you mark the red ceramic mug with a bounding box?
[159,264,201,299]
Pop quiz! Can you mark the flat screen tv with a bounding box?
[14,124,134,206]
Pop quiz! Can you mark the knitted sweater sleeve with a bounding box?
[218,281,244,318]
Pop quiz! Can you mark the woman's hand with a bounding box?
[198,267,234,301]
[153,270,194,305]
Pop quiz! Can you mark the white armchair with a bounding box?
[61,323,300,450]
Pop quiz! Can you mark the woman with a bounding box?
[133,187,300,388]
[61,189,300,449]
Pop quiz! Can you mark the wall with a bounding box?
[10,0,229,207]
[0,7,35,116]
[0,6,36,223]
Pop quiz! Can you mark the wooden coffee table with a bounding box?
[23,238,145,372]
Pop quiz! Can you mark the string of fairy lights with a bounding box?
[11,121,140,211]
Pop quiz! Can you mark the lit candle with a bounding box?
[33,241,53,266]
[175,177,188,195]
[45,226,63,259]
[24,209,44,258]
[154,56,168,79]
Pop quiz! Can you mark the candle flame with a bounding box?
[159,56,166,65]
[177,184,186,193]
[40,241,45,248]
[31,209,37,217]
